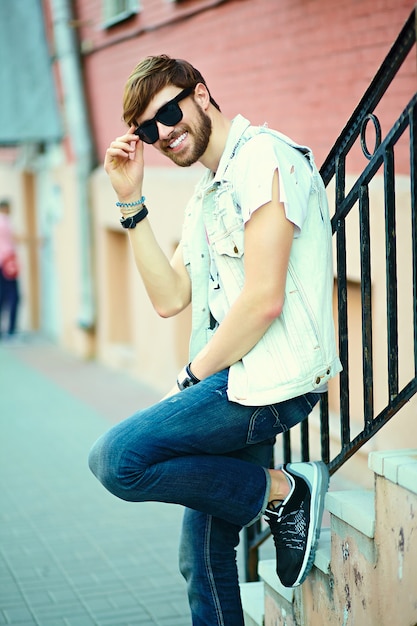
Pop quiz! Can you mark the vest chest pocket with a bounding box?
[212,227,244,258]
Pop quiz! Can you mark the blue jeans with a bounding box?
[88,369,319,625]
[0,269,19,336]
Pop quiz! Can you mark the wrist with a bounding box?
[177,363,201,391]
[187,362,202,382]
[117,196,141,205]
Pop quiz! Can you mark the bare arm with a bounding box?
[104,128,191,316]
[190,169,294,379]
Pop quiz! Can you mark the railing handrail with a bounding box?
[244,7,417,582]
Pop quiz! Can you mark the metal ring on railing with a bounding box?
[360,113,382,160]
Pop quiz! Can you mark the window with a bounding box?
[102,0,140,28]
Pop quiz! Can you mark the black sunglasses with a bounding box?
[134,86,195,145]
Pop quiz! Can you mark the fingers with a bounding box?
[104,127,144,169]
[126,125,144,163]
[104,127,145,198]
[106,131,138,158]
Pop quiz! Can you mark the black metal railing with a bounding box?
[244,7,417,582]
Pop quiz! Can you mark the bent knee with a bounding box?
[88,434,140,502]
[88,435,117,490]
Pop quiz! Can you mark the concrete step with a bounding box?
[325,489,375,538]
[258,559,294,604]
[241,581,264,626]
[254,450,417,625]
[242,526,331,625]
[252,492,374,617]
[369,448,417,494]
[257,524,331,600]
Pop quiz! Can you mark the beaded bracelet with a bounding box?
[116,196,145,208]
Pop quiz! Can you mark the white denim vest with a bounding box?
[181,115,342,406]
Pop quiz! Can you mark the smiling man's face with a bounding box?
[137,85,212,167]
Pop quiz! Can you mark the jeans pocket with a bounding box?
[246,393,320,444]
[246,405,287,444]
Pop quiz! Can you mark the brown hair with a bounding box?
[122,54,220,127]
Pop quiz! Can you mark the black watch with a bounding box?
[120,205,148,229]
[177,363,200,391]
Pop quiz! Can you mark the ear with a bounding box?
[193,82,211,110]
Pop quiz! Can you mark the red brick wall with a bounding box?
[71,0,415,172]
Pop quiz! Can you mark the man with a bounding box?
[89,55,342,625]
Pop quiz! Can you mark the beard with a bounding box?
[161,101,212,167]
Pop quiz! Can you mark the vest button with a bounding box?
[315,377,321,385]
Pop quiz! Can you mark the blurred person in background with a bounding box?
[0,199,20,340]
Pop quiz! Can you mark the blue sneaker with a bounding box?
[264,461,329,587]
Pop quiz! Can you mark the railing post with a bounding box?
[359,184,374,426]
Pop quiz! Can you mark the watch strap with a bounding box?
[177,363,200,391]
[120,205,148,229]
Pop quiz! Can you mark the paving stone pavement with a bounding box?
[0,336,193,626]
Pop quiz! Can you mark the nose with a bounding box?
[156,120,175,142]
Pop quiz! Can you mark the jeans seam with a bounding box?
[269,404,289,433]
[204,515,225,626]
[246,405,288,445]
[304,392,320,412]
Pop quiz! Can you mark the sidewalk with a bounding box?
[0,336,192,626]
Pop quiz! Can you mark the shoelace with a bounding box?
[265,507,307,550]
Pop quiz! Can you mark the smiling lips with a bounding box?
[169,131,188,149]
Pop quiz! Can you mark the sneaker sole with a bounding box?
[285,461,329,586]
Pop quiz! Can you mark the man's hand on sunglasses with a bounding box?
[104,126,145,203]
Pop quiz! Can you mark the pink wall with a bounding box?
[71,0,415,171]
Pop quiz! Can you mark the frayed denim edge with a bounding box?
[244,466,270,527]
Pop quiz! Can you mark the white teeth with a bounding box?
[169,132,187,149]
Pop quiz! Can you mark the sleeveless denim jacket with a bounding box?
[181,115,342,405]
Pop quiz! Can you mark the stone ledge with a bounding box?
[240,581,264,626]
[368,449,417,495]
[315,526,331,573]
[325,489,375,538]
[258,559,294,603]
[258,525,331,597]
